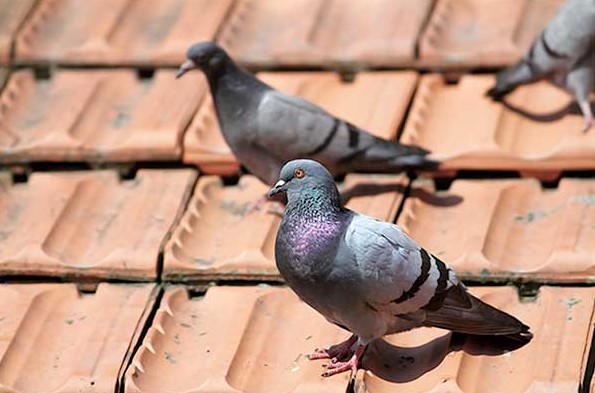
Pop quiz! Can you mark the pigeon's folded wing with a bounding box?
[420,283,529,336]
[255,91,431,169]
[255,91,342,160]
[341,214,457,315]
[343,214,530,337]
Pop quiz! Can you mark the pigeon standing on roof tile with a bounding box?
[269,159,532,387]
[177,42,438,187]
[487,0,595,132]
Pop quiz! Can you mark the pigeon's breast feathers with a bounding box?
[273,159,348,278]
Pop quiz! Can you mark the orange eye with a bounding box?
[294,168,305,179]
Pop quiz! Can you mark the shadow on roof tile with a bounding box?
[124,285,594,392]
[401,74,595,176]
[400,177,595,283]
[163,173,407,282]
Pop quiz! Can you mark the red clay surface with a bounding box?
[0,69,205,163]
[0,169,196,279]
[218,0,433,68]
[0,2,594,391]
[183,71,418,175]
[401,74,595,177]
[15,0,234,66]
[418,0,564,68]
[0,0,36,65]
[0,68,7,87]
[0,283,156,393]
[125,285,594,393]
[163,173,407,281]
[400,178,595,282]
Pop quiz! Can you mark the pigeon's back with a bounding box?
[543,0,595,61]
[254,90,437,180]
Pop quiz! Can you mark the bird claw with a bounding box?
[307,349,331,360]
[320,355,358,377]
[307,335,358,362]
[317,342,366,382]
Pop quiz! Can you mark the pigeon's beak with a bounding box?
[268,179,287,198]
[176,60,196,79]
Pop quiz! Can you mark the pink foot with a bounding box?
[321,344,366,379]
[583,116,595,133]
[578,100,594,133]
[307,334,358,361]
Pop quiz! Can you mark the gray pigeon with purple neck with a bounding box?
[177,42,438,186]
[487,0,595,132]
[269,159,532,386]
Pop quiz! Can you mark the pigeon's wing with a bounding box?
[543,0,595,59]
[255,91,436,173]
[340,214,458,316]
[343,214,531,338]
[566,50,595,101]
[254,90,341,161]
[419,283,531,337]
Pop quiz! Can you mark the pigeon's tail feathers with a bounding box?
[486,61,539,101]
[423,284,532,339]
[486,85,515,101]
[356,139,440,172]
[500,328,533,345]
[388,148,440,171]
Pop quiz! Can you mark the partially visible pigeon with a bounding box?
[177,42,437,187]
[487,0,595,132]
[269,159,532,385]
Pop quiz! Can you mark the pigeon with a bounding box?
[177,42,438,187]
[487,0,595,132]
[269,159,532,385]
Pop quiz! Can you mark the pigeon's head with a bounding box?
[268,159,340,205]
[177,42,230,78]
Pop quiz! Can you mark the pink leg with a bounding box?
[578,100,595,133]
[308,334,358,361]
[321,343,367,380]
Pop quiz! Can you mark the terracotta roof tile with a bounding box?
[183,71,418,175]
[15,0,234,66]
[400,178,595,282]
[124,285,352,392]
[0,67,7,87]
[0,169,196,279]
[125,285,595,392]
[217,0,432,68]
[0,69,205,163]
[364,286,594,392]
[0,0,36,65]
[0,0,35,65]
[0,283,156,393]
[163,174,407,281]
[401,74,594,176]
[419,0,564,68]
